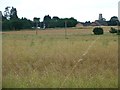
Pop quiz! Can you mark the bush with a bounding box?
[109,27,117,33]
[109,27,120,35]
[93,27,104,35]
[117,30,120,35]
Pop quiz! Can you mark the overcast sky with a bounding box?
[0,0,119,22]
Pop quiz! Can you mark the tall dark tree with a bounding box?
[10,7,18,20]
[110,16,119,21]
[67,17,78,27]
[48,16,60,28]
[2,6,33,30]
[52,16,59,21]
[43,15,51,21]
[43,15,51,28]
[33,17,40,28]
[21,17,33,29]
[108,16,119,26]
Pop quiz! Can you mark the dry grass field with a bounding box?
[2,26,118,88]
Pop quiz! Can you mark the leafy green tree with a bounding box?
[21,18,33,29]
[2,6,33,31]
[52,16,59,21]
[43,15,51,28]
[66,17,78,27]
[2,19,11,30]
[44,16,78,28]
[2,6,78,30]
[10,7,18,20]
[33,17,40,28]
[108,16,119,26]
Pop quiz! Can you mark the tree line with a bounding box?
[1,6,120,31]
[2,7,33,31]
[1,7,78,31]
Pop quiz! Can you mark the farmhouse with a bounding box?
[75,22,84,28]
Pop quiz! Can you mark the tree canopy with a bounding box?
[1,6,120,31]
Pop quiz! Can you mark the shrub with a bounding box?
[109,27,120,35]
[117,30,120,35]
[93,27,104,35]
[109,27,117,33]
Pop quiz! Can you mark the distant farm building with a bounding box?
[91,14,108,26]
[91,20,108,26]
[91,22,99,26]
[83,21,91,26]
[75,23,84,28]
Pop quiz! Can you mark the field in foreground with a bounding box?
[2,27,118,88]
